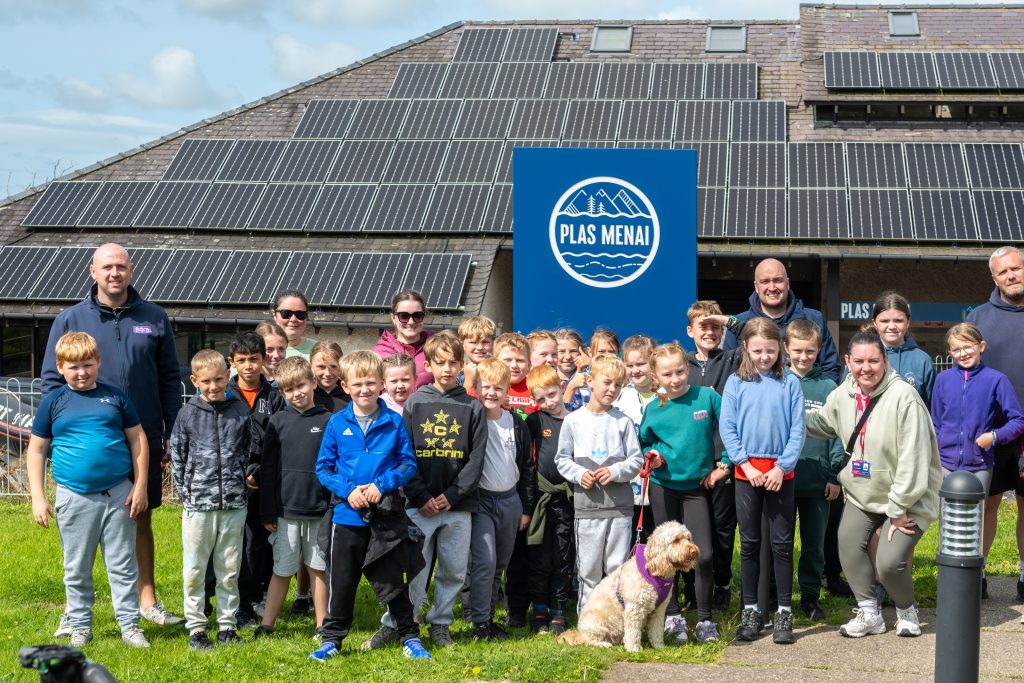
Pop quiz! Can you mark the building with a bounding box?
[1,3,1019,378]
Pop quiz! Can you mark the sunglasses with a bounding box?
[395,311,425,323]
[275,309,308,321]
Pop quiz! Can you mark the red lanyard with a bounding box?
[855,393,870,455]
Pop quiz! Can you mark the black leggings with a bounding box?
[649,483,714,622]
[735,478,795,609]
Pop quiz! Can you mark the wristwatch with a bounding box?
[726,315,739,331]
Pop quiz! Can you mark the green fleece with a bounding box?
[638,386,721,491]
[788,367,845,497]
[805,368,941,525]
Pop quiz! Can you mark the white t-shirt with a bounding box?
[480,410,519,493]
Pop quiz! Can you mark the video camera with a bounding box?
[18,645,117,683]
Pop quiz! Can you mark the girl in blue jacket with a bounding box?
[871,291,935,404]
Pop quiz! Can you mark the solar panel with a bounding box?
[651,63,704,100]
[438,62,500,98]
[964,144,1024,189]
[496,140,557,183]
[217,139,288,181]
[492,63,550,99]
[905,143,968,188]
[362,185,433,231]
[388,63,449,98]
[453,28,509,62]
[974,191,1024,242]
[327,140,395,183]
[77,181,156,227]
[935,52,996,90]
[162,139,236,180]
[911,190,978,241]
[789,189,850,239]
[596,63,652,99]
[335,252,411,307]
[125,247,175,297]
[421,185,490,232]
[544,62,601,99]
[563,100,621,141]
[0,246,58,300]
[190,182,266,229]
[676,142,729,187]
[134,181,210,228]
[246,184,320,230]
[146,249,233,303]
[729,143,785,187]
[991,53,1024,90]
[846,143,907,188]
[208,251,292,305]
[698,187,727,237]
[399,99,462,140]
[453,99,514,139]
[482,184,512,233]
[730,100,785,142]
[346,100,410,139]
[280,251,350,306]
[675,101,730,142]
[618,101,675,142]
[622,141,673,149]
[788,143,846,188]
[823,52,881,89]
[303,184,375,232]
[725,189,786,238]
[21,181,102,227]
[30,247,93,300]
[403,253,473,310]
[705,63,757,99]
[382,140,449,183]
[438,140,504,183]
[878,52,938,89]
[502,27,558,62]
[849,189,914,240]
[508,100,567,139]
[560,141,614,149]
[293,99,359,139]
[271,140,341,183]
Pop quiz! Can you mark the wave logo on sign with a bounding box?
[549,176,660,288]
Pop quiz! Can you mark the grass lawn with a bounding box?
[0,498,1020,682]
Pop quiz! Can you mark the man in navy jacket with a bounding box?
[41,243,184,628]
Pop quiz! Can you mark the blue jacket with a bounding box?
[719,371,806,474]
[315,399,418,526]
[41,285,180,442]
[930,363,1024,472]
[723,291,840,382]
[967,288,1024,401]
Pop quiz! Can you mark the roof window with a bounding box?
[591,26,633,53]
[889,11,920,37]
[706,26,747,53]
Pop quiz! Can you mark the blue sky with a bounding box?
[0,0,989,199]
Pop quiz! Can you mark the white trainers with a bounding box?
[69,628,93,648]
[141,601,184,626]
[54,612,72,639]
[839,608,886,638]
[121,625,150,648]
[664,614,688,644]
[894,605,922,637]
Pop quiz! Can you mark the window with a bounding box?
[706,25,746,53]
[889,11,920,37]
[591,26,632,53]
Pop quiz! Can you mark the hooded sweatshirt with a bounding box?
[930,362,1024,472]
[883,339,935,405]
[788,367,845,497]
[723,291,840,382]
[228,375,286,475]
[401,383,487,513]
[373,329,435,389]
[720,371,805,476]
[805,368,941,525]
[639,386,721,492]
[968,288,1024,400]
[259,404,331,523]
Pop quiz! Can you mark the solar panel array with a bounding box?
[825,51,1024,90]
[0,246,474,310]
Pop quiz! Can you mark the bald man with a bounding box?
[42,243,183,629]
[720,258,839,381]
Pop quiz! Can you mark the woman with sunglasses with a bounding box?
[273,290,317,359]
[373,289,434,389]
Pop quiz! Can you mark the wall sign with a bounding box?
[840,301,972,322]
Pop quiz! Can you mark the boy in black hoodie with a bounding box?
[369,331,486,650]
[254,357,331,638]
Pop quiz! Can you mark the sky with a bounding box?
[0,0,996,199]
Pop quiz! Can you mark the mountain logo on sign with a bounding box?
[549,176,660,289]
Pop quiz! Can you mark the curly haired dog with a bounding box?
[559,521,700,652]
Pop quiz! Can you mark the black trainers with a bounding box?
[471,623,492,642]
[507,611,527,629]
[982,577,989,600]
[736,608,764,641]
[800,597,826,621]
[531,612,550,634]
[189,631,214,651]
[1017,578,1024,603]
[489,621,509,641]
[826,574,854,598]
[235,609,257,630]
[252,625,274,639]
[712,586,731,612]
[549,614,566,636]
[290,595,312,617]
[217,629,242,645]
[772,610,794,644]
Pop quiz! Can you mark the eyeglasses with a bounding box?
[275,309,308,321]
[395,311,425,323]
[950,345,976,357]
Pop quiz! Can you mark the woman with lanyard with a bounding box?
[373,289,434,388]
[805,331,941,640]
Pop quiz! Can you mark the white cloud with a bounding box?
[658,5,705,20]
[0,0,98,22]
[290,0,427,25]
[181,0,268,19]
[483,0,659,19]
[0,67,26,89]
[58,77,111,111]
[111,46,238,109]
[271,34,362,82]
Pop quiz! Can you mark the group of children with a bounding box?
[28,287,1024,657]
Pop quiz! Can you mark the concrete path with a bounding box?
[601,577,1024,682]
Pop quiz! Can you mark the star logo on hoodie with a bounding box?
[434,409,449,424]
[448,419,461,435]
[420,419,435,434]
[442,438,455,448]
[425,437,439,448]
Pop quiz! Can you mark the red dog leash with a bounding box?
[631,450,660,550]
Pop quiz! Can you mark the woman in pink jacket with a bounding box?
[373,289,434,388]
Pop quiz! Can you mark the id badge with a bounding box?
[851,459,871,478]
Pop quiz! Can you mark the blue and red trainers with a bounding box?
[401,637,432,659]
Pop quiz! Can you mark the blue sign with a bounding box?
[513,148,697,345]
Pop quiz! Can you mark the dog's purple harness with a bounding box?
[615,544,673,607]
